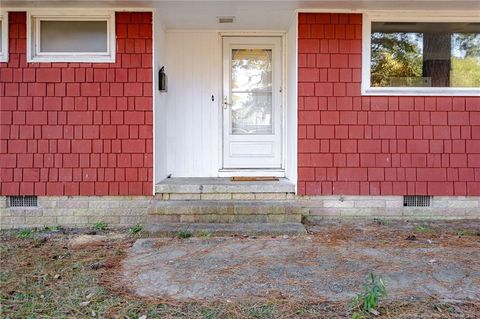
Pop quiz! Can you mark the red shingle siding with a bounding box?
[0,12,153,196]
[297,13,480,196]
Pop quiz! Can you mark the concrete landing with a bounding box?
[144,222,307,237]
[155,177,295,194]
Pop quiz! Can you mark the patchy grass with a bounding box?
[456,230,479,237]
[415,225,434,233]
[1,226,479,319]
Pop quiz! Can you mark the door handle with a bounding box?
[223,96,231,109]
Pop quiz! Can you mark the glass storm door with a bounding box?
[222,37,282,169]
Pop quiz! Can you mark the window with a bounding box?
[0,13,8,62]
[28,11,115,62]
[362,14,480,96]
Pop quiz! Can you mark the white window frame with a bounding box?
[27,10,115,63]
[0,12,8,62]
[362,12,480,96]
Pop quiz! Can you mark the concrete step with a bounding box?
[143,223,307,237]
[148,200,302,223]
[156,177,295,194]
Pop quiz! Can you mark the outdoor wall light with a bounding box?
[159,66,167,92]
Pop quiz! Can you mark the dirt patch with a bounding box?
[119,237,479,301]
[1,220,479,318]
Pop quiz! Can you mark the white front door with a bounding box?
[222,36,283,169]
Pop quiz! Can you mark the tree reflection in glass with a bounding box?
[231,49,273,134]
[371,22,480,88]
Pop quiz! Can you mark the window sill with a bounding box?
[362,87,480,97]
[27,55,115,63]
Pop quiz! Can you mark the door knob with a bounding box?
[223,96,231,109]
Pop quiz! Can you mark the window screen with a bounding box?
[371,22,480,88]
[40,20,108,53]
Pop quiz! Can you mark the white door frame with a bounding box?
[219,35,286,177]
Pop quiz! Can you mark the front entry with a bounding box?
[222,37,283,169]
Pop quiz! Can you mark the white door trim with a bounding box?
[221,35,285,173]
[218,169,286,178]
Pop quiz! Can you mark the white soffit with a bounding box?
[2,1,479,30]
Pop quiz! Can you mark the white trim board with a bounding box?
[218,169,286,178]
[285,11,298,192]
[0,12,8,62]
[296,9,480,16]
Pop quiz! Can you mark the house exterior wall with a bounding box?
[297,12,480,196]
[0,12,153,196]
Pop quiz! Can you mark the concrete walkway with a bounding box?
[120,221,480,301]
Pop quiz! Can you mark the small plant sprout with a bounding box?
[45,225,62,231]
[415,225,433,233]
[373,218,389,226]
[456,230,478,237]
[350,272,387,318]
[128,224,143,235]
[177,230,193,239]
[18,229,33,239]
[93,222,108,231]
[198,230,212,238]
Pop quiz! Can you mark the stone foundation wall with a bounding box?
[300,196,480,221]
[0,196,153,229]
[1,195,479,229]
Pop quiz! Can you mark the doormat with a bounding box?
[230,176,279,182]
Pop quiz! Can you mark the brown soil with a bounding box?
[1,220,479,318]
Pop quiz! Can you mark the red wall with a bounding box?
[0,12,153,196]
[297,13,480,196]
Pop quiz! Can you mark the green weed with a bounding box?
[18,229,33,239]
[350,273,387,318]
[93,222,108,231]
[247,304,276,319]
[456,230,479,237]
[198,230,212,238]
[415,225,433,233]
[45,225,62,231]
[128,224,143,235]
[177,230,193,239]
[373,218,389,226]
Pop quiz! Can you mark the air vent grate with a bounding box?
[217,16,235,24]
[403,195,431,207]
[8,196,38,207]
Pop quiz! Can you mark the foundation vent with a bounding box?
[403,195,431,207]
[217,16,236,24]
[8,196,38,208]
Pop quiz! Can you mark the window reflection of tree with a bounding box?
[231,49,273,135]
[371,32,423,87]
[371,23,480,88]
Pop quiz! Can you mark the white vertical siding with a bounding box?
[286,14,298,189]
[165,31,220,177]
